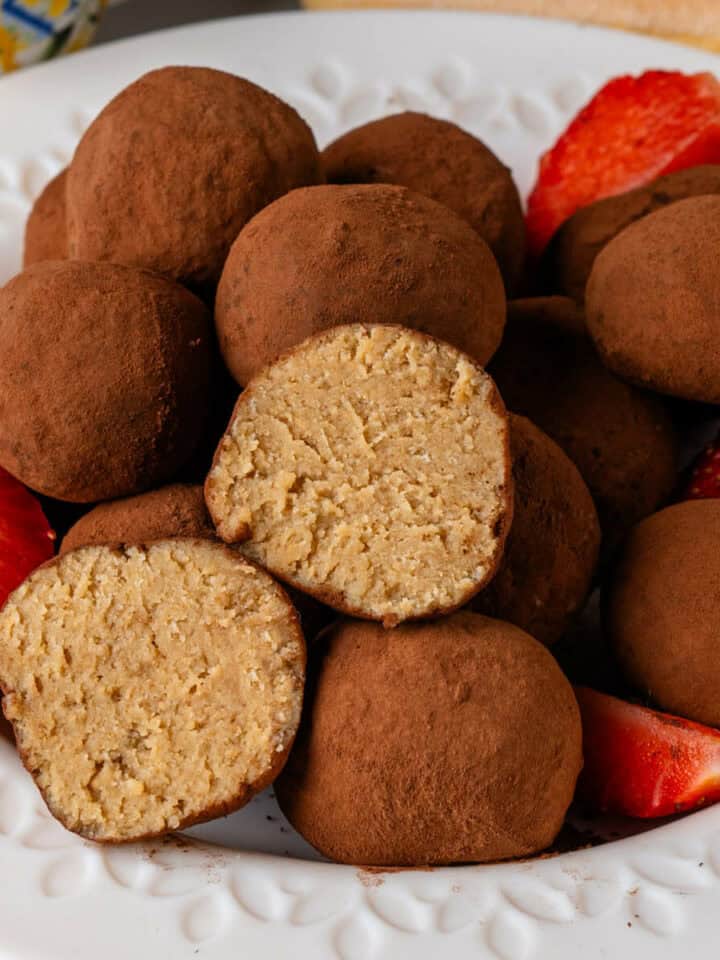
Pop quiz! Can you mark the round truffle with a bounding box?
[23,169,67,266]
[0,261,212,503]
[545,165,720,303]
[488,297,678,551]
[60,485,214,554]
[60,483,334,640]
[215,183,506,384]
[0,540,305,842]
[276,613,582,865]
[206,324,512,625]
[472,415,600,645]
[322,112,526,291]
[586,195,720,404]
[605,500,720,727]
[67,67,322,294]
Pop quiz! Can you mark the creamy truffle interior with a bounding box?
[0,540,304,841]
[206,324,511,622]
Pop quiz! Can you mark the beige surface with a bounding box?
[0,541,305,842]
[206,324,512,625]
[301,0,720,50]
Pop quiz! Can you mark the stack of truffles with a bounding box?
[0,65,718,864]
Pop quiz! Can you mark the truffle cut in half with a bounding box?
[206,324,513,625]
[0,540,305,842]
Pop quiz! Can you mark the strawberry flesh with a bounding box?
[0,466,55,607]
[527,71,720,255]
[575,686,720,818]
[684,432,720,500]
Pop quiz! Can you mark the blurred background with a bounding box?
[0,0,717,74]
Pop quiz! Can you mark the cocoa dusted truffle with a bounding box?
[276,613,582,865]
[605,500,720,727]
[489,297,677,551]
[23,169,67,266]
[586,195,720,404]
[215,183,506,384]
[322,112,526,291]
[60,485,214,554]
[0,261,212,503]
[61,484,334,640]
[207,324,512,625]
[472,415,600,646]
[67,67,322,294]
[545,165,720,303]
[0,540,305,842]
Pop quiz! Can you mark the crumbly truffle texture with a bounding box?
[586,196,720,404]
[23,169,68,266]
[0,540,305,842]
[206,324,512,625]
[322,112,525,291]
[276,613,582,866]
[0,260,212,503]
[60,484,334,640]
[489,297,677,550]
[472,415,600,646]
[545,165,720,303]
[606,501,720,727]
[61,485,213,554]
[215,183,506,385]
[67,67,322,293]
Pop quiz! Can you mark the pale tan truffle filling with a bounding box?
[207,324,511,621]
[0,541,304,841]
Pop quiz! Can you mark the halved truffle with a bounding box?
[0,260,212,503]
[322,112,526,291]
[67,67,322,294]
[23,169,67,266]
[472,415,600,645]
[214,183,506,384]
[276,613,582,865]
[0,540,306,842]
[489,297,677,551]
[206,324,513,625]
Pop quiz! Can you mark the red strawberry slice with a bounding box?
[0,466,55,607]
[575,686,720,818]
[684,432,720,500]
[527,71,720,256]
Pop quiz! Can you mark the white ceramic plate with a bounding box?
[0,11,719,960]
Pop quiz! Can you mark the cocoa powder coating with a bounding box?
[0,261,212,502]
[23,169,67,266]
[60,484,214,554]
[605,500,720,727]
[276,613,582,866]
[61,483,333,640]
[472,415,600,646]
[66,67,323,295]
[545,165,720,303]
[215,183,506,384]
[322,112,526,291]
[489,297,677,552]
[586,195,720,404]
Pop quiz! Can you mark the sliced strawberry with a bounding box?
[683,432,720,500]
[0,466,55,607]
[575,686,720,818]
[527,71,720,255]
